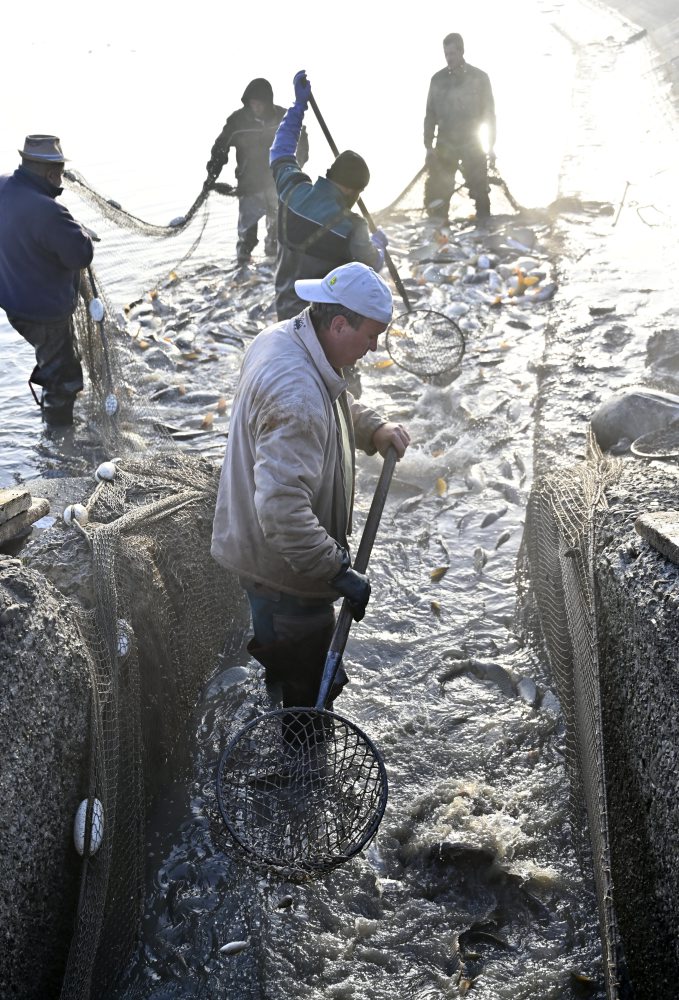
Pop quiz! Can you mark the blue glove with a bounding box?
[293,70,311,108]
[370,228,388,252]
[330,550,371,622]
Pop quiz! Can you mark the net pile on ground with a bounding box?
[516,430,628,1000]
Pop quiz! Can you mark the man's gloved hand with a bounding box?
[425,148,436,167]
[293,70,311,108]
[487,151,497,170]
[330,550,371,622]
[370,228,388,253]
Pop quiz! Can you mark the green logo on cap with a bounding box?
[329,276,337,286]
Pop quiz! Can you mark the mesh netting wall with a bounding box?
[516,432,630,1000]
[41,175,244,999]
[58,455,240,999]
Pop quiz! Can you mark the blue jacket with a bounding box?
[270,102,381,320]
[0,166,94,322]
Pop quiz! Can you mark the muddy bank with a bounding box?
[0,557,91,998]
[596,462,679,998]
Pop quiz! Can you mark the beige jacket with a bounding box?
[211,309,385,597]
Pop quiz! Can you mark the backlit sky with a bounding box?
[1,0,573,214]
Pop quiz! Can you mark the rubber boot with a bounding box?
[246,626,347,747]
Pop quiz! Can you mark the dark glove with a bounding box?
[293,70,311,108]
[370,228,388,252]
[425,148,436,167]
[330,550,371,622]
[487,151,497,169]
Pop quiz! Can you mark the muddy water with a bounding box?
[108,5,679,999]
[3,0,679,996]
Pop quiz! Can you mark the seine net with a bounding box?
[49,176,244,999]
[516,430,630,1000]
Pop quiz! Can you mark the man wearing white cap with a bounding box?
[212,261,410,712]
[0,135,94,426]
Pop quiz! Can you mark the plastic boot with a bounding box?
[475,194,491,221]
[42,393,75,427]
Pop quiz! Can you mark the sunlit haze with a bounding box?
[1,0,573,217]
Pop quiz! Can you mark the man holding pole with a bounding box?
[211,261,410,716]
[269,71,388,323]
[423,33,496,222]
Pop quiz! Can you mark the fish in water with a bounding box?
[473,547,488,572]
[495,529,512,549]
[220,940,250,956]
[480,506,508,528]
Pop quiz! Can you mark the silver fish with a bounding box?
[220,940,250,956]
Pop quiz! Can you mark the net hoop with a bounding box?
[630,425,679,459]
[216,707,388,877]
[386,308,465,378]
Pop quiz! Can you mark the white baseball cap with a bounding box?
[295,262,393,324]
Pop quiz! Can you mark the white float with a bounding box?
[95,461,116,482]
[88,298,105,322]
[104,394,119,416]
[63,504,89,527]
[73,797,104,856]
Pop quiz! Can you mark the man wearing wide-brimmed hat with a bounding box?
[0,135,94,426]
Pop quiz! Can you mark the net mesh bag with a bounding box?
[38,175,246,999]
[516,430,630,999]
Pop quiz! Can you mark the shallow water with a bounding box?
[4,0,679,997]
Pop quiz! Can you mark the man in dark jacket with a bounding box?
[423,33,496,222]
[0,135,94,426]
[206,78,309,265]
[269,71,388,323]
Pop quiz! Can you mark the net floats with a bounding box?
[116,619,132,659]
[88,298,105,322]
[73,797,104,856]
[95,461,116,482]
[63,503,89,527]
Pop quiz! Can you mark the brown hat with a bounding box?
[326,150,370,191]
[18,135,67,163]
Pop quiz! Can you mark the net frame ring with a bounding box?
[215,706,389,876]
[630,424,679,459]
[385,307,466,379]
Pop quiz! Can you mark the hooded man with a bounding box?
[423,33,496,222]
[269,71,388,323]
[206,78,309,265]
[0,135,94,426]
[211,261,410,714]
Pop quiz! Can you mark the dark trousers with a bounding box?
[236,190,278,261]
[244,583,347,711]
[425,143,490,220]
[8,313,83,425]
